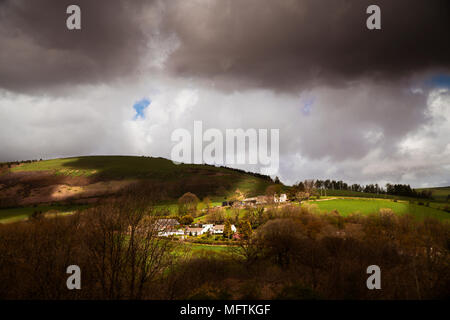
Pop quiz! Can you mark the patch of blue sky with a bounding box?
[425,74,450,89]
[301,96,315,116]
[133,98,151,120]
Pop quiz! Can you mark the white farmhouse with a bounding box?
[158,229,185,237]
[185,226,210,236]
[202,224,214,232]
[211,224,237,234]
[274,193,287,203]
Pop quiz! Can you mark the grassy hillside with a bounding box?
[0,204,88,223]
[5,155,274,199]
[9,156,219,178]
[0,156,276,223]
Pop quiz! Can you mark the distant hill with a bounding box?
[0,156,275,207]
[415,186,450,203]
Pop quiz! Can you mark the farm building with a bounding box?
[185,226,209,236]
[158,229,185,237]
[243,197,257,205]
[155,218,179,230]
[274,194,288,203]
[211,224,237,234]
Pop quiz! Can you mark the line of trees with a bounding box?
[289,179,433,199]
[0,159,42,168]
[385,183,433,199]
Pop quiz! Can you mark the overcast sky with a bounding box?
[0,0,449,187]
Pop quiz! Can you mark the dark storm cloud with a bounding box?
[2,0,449,93]
[162,0,450,91]
[0,0,448,188]
[0,0,152,93]
[282,84,429,161]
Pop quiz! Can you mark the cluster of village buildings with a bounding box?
[155,193,288,237]
[222,193,288,207]
[156,218,237,237]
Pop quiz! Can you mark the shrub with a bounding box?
[179,215,194,225]
[178,192,200,216]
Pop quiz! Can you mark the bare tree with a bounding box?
[81,188,178,299]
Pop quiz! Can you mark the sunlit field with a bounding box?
[306,198,449,220]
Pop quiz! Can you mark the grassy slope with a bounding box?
[9,156,273,196]
[9,156,216,179]
[0,204,88,223]
[5,156,448,222]
[2,156,273,223]
[307,198,449,221]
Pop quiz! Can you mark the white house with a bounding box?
[211,224,237,234]
[158,229,185,237]
[185,226,209,236]
[202,224,214,232]
[274,193,287,203]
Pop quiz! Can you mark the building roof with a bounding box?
[155,218,179,230]
[186,227,204,233]
[166,228,183,232]
[156,218,179,225]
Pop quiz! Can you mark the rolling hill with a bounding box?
[0,156,274,208]
[415,186,450,203]
[1,156,448,223]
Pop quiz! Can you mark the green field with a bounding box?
[306,198,449,220]
[322,189,397,199]
[186,243,232,253]
[320,187,450,204]
[170,242,233,258]
[0,204,88,223]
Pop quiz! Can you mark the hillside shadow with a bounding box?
[59,156,186,181]
[1,156,276,210]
